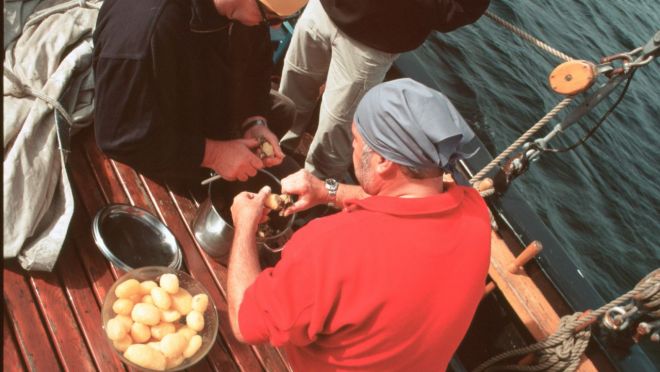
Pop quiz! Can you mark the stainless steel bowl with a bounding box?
[92,204,182,271]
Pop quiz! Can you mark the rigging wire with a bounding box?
[545,69,637,153]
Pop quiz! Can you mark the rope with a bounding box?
[479,188,495,198]
[469,97,573,184]
[3,66,83,129]
[472,269,660,372]
[484,11,575,62]
[468,11,578,186]
[474,312,591,372]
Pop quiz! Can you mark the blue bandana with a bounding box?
[355,78,477,170]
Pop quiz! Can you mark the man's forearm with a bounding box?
[227,225,262,342]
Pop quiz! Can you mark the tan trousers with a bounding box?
[279,0,398,179]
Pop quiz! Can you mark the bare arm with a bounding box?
[280,170,369,215]
[227,186,271,341]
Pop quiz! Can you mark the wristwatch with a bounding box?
[324,178,339,207]
[241,118,267,134]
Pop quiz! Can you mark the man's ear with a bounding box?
[374,154,395,176]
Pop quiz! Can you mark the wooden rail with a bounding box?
[488,231,598,371]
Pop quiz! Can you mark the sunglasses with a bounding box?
[254,0,300,27]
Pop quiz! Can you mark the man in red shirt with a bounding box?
[228,78,491,371]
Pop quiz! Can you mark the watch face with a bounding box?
[325,178,338,192]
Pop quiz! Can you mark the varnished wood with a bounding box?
[3,263,61,370]
[2,128,292,371]
[508,240,543,274]
[3,308,27,372]
[489,230,597,371]
[57,240,127,370]
[109,161,248,371]
[28,268,97,371]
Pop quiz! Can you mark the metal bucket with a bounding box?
[192,167,297,260]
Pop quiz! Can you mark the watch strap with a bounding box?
[241,118,268,134]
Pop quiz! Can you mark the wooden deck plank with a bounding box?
[106,161,255,371]
[69,206,117,305]
[168,183,293,372]
[69,141,127,294]
[3,263,61,371]
[80,129,131,206]
[28,260,97,371]
[187,358,217,372]
[146,176,291,372]
[57,238,127,371]
[3,307,27,372]
[489,230,597,372]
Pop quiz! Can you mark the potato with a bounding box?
[186,310,204,332]
[151,287,172,310]
[128,294,143,304]
[147,341,162,352]
[191,294,209,313]
[131,303,161,326]
[113,334,133,352]
[139,280,158,295]
[142,295,154,305]
[151,322,176,340]
[115,279,141,299]
[161,309,181,323]
[166,355,185,369]
[183,335,203,358]
[112,298,134,316]
[130,322,151,343]
[160,333,187,358]
[159,274,180,294]
[177,326,197,342]
[114,314,133,330]
[171,288,193,315]
[106,318,128,341]
[124,344,166,371]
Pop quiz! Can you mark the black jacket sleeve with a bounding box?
[228,23,273,125]
[421,0,490,32]
[93,1,205,180]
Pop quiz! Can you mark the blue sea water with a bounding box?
[406,0,659,363]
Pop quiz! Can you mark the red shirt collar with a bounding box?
[344,183,465,216]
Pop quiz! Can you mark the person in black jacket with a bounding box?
[93,0,307,183]
[278,0,490,180]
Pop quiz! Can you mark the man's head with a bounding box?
[213,0,306,27]
[352,78,477,193]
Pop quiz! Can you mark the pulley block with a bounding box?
[549,60,597,95]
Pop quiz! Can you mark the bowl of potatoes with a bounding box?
[102,266,218,371]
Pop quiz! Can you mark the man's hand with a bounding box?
[202,139,264,181]
[280,170,328,216]
[231,186,271,235]
[243,124,285,168]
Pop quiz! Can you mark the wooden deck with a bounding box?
[3,127,292,372]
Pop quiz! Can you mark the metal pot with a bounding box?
[192,165,298,260]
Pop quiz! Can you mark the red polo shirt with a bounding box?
[239,184,490,371]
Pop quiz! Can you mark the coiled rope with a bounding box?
[469,12,578,186]
[473,269,660,372]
